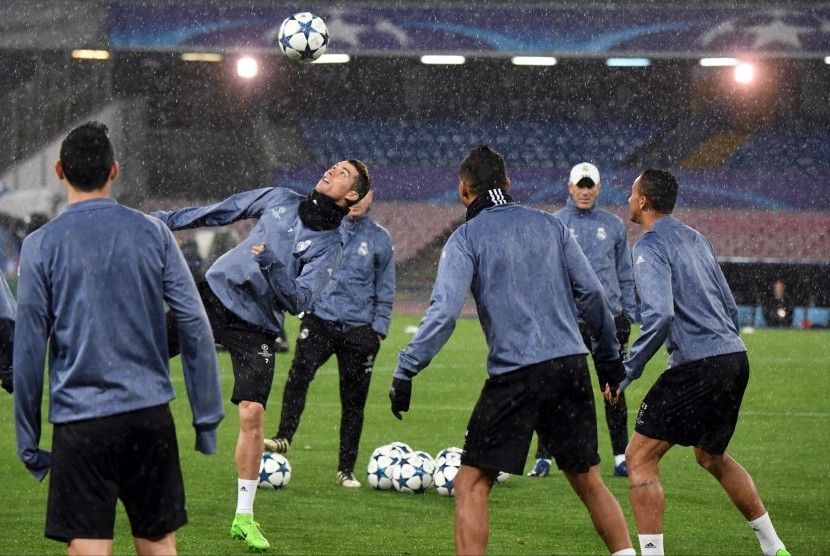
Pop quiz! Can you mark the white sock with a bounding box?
[614,454,626,467]
[639,534,664,556]
[611,548,636,556]
[748,512,785,556]
[236,479,259,514]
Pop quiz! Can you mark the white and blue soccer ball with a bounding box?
[412,450,435,470]
[367,450,402,491]
[370,441,411,460]
[258,452,292,489]
[277,12,329,63]
[392,452,435,494]
[433,457,461,496]
[387,441,412,455]
[435,446,463,467]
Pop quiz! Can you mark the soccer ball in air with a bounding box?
[392,452,435,494]
[258,452,292,489]
[277,12,329,63]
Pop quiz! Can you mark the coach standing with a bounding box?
[607,169,789,556]
[264,189,395,488]
[529,162,636,479]
[14,122,224,555]
[389,145,635,556]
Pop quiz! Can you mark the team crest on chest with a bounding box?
[596,227,606,240]
[358,241,369,256]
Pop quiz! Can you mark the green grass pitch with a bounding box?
[1,316,828,555]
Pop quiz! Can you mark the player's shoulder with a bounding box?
[271,186,305,202]
[367,217,392,240]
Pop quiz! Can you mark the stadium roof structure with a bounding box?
[2,2,830,60]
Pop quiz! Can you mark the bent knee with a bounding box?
[694,448,725,472]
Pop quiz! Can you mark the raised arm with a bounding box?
[151,187,280,231]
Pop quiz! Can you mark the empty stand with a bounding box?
[725,118,830,173]
[300,119,664,170]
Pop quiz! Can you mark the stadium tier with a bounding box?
[299,119,665,170]
[724,117,830,172]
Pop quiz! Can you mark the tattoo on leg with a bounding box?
[630,479,660,490]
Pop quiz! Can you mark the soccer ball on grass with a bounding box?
[392,452,435,494]
[258,452,291,489]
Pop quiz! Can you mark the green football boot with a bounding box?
[230,513,270,552]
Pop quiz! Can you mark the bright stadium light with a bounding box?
[420,55,465,65]
[315,53,350,64]
[181,52,223,63]
[605,57,651,67]
[511,56,557,66]
[71,50,110,60]
[734,62,755,84]
[236,56,258,78]
[700,57,740,67]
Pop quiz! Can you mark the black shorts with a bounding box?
[461,355,600,476]
[46,405,186,542]
[168,282,281,407]
[635,351,750,455]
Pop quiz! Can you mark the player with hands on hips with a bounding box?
[603,169,789,556]
[390,145,634,556]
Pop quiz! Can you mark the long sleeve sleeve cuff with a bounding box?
[195,427,218,455]
[22,449,51,481]
[618,376,633,392]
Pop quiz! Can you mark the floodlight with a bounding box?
[71,50,109,60]
[237,56,258,78]
[734,63,754,84]
[420,55,465,65]
[605,57,650,67]
[511,56,557,66]
[315,54,350,64]
[699,57,740,67]
[181,53,223,62]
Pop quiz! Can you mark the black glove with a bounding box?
[614,314,631,357]
[0,365,12,394]
[594,358,626,393]
[389,378,412,420]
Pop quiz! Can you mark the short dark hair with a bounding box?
[638,168,678,213]
[347,158,371,205]
[459,144,507,197]
[59,121,114,192]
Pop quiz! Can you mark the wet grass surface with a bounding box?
[1,318,826,555]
